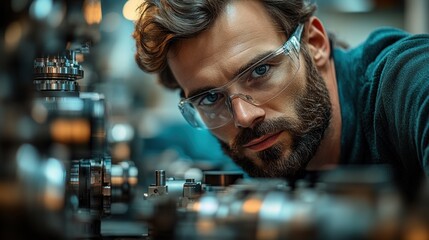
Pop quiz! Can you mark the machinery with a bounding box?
[139,167,429,240]
[0,1,134,238]
[33,44,112,238]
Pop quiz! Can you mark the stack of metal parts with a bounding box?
[33,46,113,238]
[0,1,115,239]
[0,46,113,239]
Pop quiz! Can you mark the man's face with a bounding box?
[168,1,332,179]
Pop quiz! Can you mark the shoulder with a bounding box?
[370,29,429,92]
[354,28,429,112]
[367,29,429,164]
[336,28,429,158]
[353,27,429,92]
[360,27,429,67]
[332,27,427,82]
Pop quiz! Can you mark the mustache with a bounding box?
[233,117,301,147]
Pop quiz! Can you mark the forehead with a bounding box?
[167,0,286,97]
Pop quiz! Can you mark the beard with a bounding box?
[219,47,332,180]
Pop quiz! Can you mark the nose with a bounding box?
[230,97,265,128]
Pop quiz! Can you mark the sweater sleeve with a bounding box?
[375,33,429,177]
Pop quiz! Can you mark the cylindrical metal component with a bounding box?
[156,170,166,186]
[204,171,244,187]
[33,79,79,91]
[183,179,202,199]
[68,157,111,217]
[33,50,84,95]
[33,53,84,81]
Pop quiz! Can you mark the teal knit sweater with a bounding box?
[334,28,429,193]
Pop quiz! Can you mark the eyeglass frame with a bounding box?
[178,23,304,129]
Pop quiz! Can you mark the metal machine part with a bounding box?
[178,179,203,209]
[31,45,113,238]
[203,171,244,187]
[0,1,120,239]
[183,179,202,200]
[146,170,208,200]
[148,170,168,197]
[203,171,244,193]
[33,46,88,97]
[111,160,138,203]
[69,157,112,216]
[33,49,86,81]
[140,167,429,240]
[156,169,166,186]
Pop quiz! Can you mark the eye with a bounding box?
[199,92,224,106]
[251,64,270,78]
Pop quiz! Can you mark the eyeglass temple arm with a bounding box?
[281,24,304,59]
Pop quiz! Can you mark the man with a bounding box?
[133,0,429,195]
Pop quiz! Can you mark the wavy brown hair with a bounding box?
[133,0,316,89]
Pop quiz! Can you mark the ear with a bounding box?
[305,17,331,68]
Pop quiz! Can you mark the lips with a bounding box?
[242,131,282,152]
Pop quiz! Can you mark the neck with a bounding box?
[306,59,341,170]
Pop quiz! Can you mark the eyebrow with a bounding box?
[233,50,275,80]
[186,50,275,99]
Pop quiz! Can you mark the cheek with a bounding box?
[211,125,238,146]
[287,54,308,101]
[268,70,307,121]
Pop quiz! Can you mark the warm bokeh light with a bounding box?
[111,176,124,185]
[112,142,131,161]
[243,198,262,214]
[83,0,102,25]
[50,118,91,144]
[123,0,144,21]
[197,219,216,235]
[5,21,22,52]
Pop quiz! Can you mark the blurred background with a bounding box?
[0,0,428,239]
